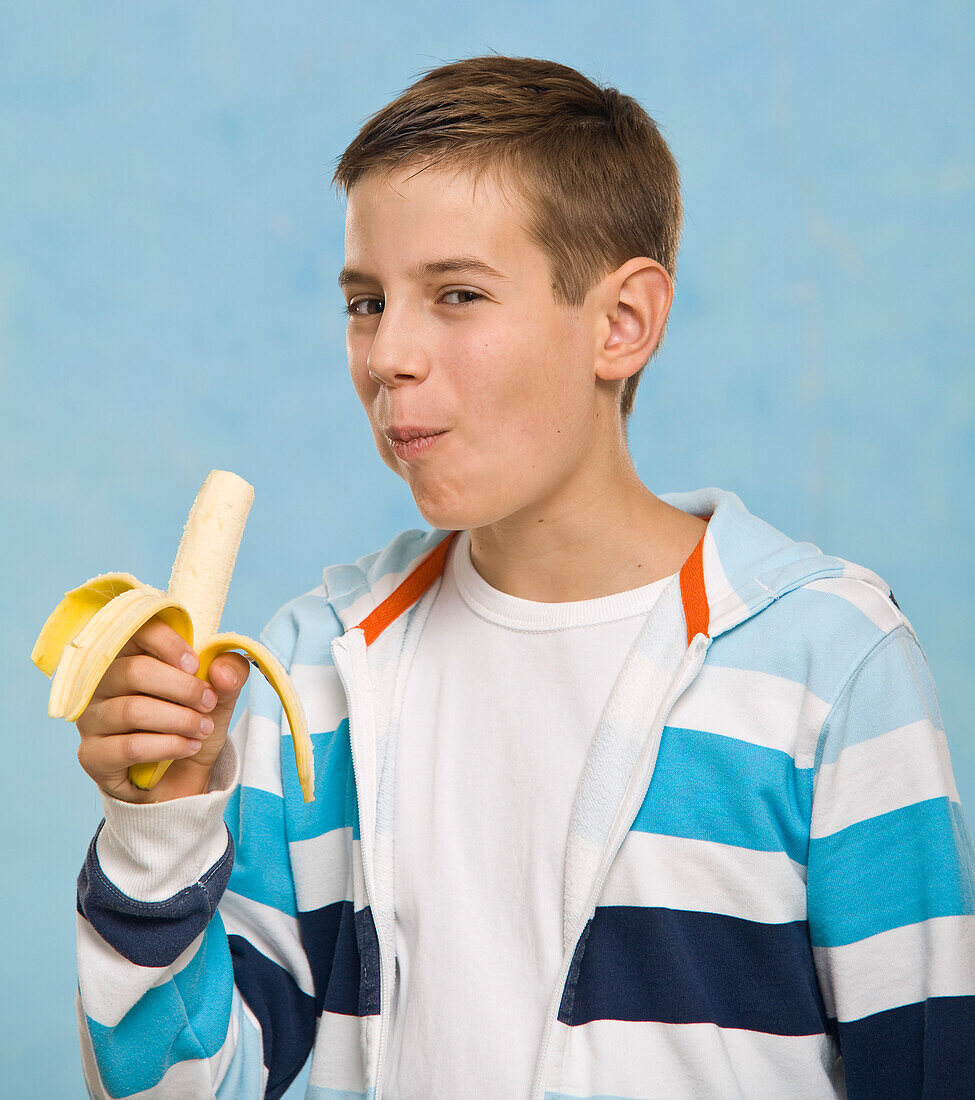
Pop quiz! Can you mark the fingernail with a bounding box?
[201,688,217,709]
[187,740,202,752]
[180,653,199,673]
[200,717,214,736]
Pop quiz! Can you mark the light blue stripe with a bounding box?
[304,1088,374,1099]
[225,786,298,916]
[244,599,342,726]
[359,527,448,587]
[263,591,344,668]
[632,725,813,865]
[215,988,264,1100]
[545,1093,643,1099]
[324,527,448,620]
[706,585,884,707]
[808,797,975,947]
[87,916,232,1097]
[661,488,858,623]
[816,628,943,767]
[283,719,359,842]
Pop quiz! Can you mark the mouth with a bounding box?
[384,425,448,462]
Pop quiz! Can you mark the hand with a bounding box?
[75,616,250,802]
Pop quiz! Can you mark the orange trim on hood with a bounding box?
[358,531,459,647]
[679,525,710,645]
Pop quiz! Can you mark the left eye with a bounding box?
[441,290,482,305]
[344,298,382,317]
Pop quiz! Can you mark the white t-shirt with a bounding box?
[385,530,674,1098]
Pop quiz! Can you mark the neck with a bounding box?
[468,447,709,603]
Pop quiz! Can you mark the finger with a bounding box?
[202,653,251,728]
[80,694,215,742]
[90,653,218,712]
[206,652,251,694]
[124,616,199,673]
[78,730,204,781]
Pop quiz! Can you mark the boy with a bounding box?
[74,56,974,1099]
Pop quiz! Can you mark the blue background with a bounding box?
[2,3,972,1096]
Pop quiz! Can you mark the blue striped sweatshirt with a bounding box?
[76,486,975,1099]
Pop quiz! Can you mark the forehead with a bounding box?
[343,162,539,273]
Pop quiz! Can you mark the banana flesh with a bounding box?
[31,470,315,802]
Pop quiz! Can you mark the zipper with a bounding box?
[331,631,394,1099]
[529,634,711,1100]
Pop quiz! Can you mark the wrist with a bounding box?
[95,740,240,901]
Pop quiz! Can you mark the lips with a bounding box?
[385,426,445,443]
[384,426,447,462]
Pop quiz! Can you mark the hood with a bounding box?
[322,487,895,645]
[660,487,894,639]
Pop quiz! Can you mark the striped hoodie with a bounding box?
[76,486,975,1099]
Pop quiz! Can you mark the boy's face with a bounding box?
[341,163,615,532]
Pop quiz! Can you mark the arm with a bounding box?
[808,624,975,1098]
[75,625,316,1099]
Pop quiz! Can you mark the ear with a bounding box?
[593,257,673,383]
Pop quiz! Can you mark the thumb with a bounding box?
[205,652,252,735]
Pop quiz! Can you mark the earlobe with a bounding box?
[595,258,673,382]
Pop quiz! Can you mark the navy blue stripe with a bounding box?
[353,905,381,1016]
[559,905,829,1036]
[77,820,234,966]
[836,995,975,1099]
[297,900,380,1017]
[228,933,316,1100]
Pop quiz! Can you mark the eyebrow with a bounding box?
[337,256,509,290]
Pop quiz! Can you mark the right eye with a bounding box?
[344,297,383,317]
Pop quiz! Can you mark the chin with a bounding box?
[412,499,469,532]
[407,484,485,532]
[413,492,521,534]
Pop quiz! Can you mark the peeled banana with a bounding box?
[31,470,315,802]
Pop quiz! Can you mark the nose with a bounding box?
[364,302,430,387]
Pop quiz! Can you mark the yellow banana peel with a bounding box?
[31,470,314,802]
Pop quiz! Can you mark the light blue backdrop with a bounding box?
[2,4,972,1096]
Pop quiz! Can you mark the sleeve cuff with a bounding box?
[95,738,241,902]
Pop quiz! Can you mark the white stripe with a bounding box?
[603,831,807,924]
[307,1010,374,1094]
[220,889,315,996]
[804,576,902,634]
[352,836,368,913]
[96,786,234,902]
[235,709,284,798]
[809,719,960,838]
[290,826,355,912]
[291,661,349,734]
[77,913,206,1027]
[669,663,829,768]
[813,914,975,1022]
[555,1017,840,1100]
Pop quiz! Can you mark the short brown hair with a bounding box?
[332,54,682,421]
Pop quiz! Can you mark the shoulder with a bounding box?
[710,568,914,697]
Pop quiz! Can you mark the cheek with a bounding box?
[465,332,580,435]
[347,334,370,398]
